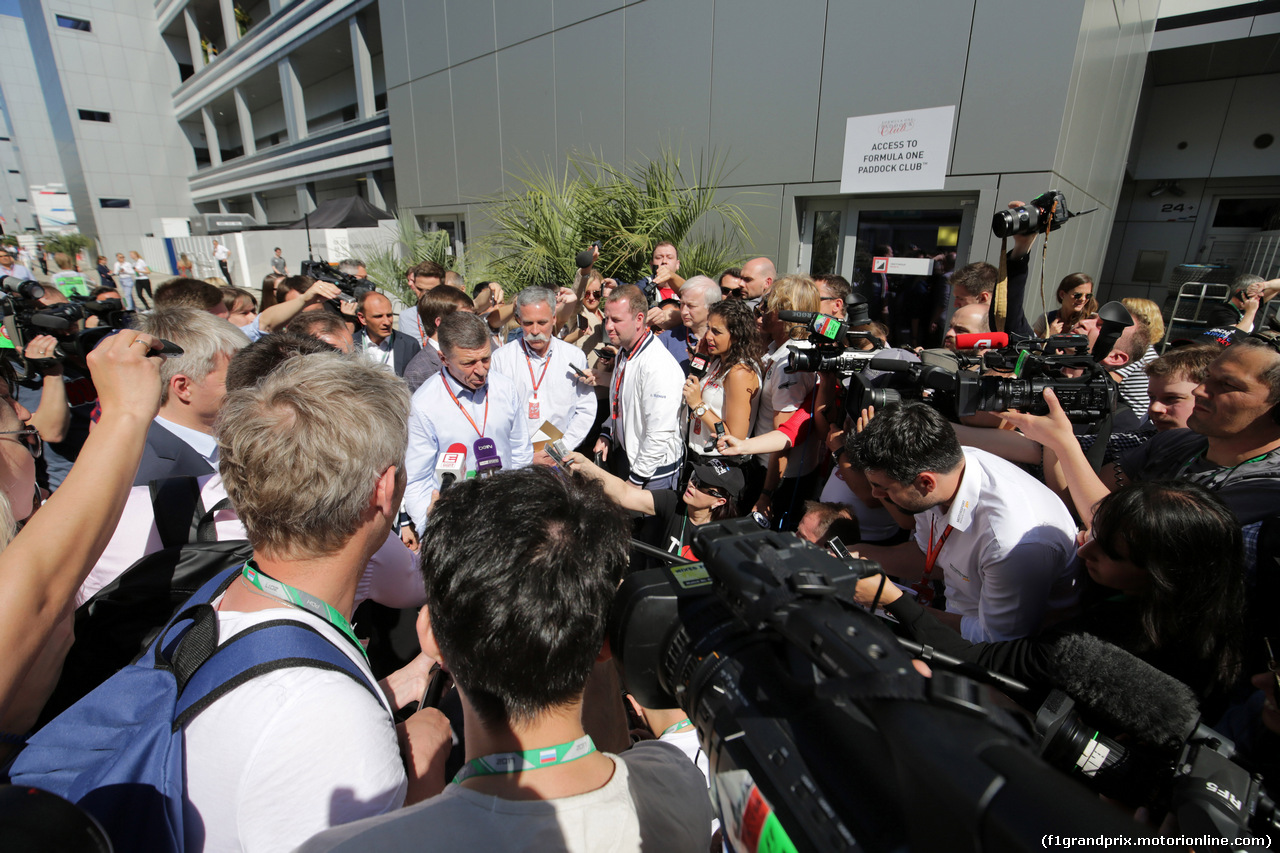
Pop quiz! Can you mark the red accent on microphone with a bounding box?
[954,332,1008,350]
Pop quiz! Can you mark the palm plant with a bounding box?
[478,148,752,293]
[358,216,455,306]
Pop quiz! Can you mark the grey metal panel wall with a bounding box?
[812,1,976,184]
[707,0,825,187]
[497,35,558,180]
[413,71,460,206]
[445,0,497,67]
[386,84,419,206]
[404,1,450,83]
[496,0,553,49]
[554,0,624,29]
[622,0,713,167]
[950,0,1083,177]
[451,56,503,201]
[380,0,410,89]
[553,11,626,166]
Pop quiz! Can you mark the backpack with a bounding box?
[8,564,382,853]
[39,477,252,724]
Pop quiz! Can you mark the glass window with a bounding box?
[78,110,110,123]
[809,210,842,276]
[56,15,92,32]
[98,198,131,209]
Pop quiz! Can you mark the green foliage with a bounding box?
[358,216,458,306]
[40,232,95,258]
[477,148,753,294]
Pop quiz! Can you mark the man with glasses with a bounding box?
[718,268,746,300]
[812,274,852,321]
[0,247,33,282]
[1004,336,1280,564]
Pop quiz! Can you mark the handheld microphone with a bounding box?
[436,443,468,492]
[953,332,1008,350]
[575,241,601,269]
[473,437,501,475]
[1090,301,1134,364]
[688,354,709,379]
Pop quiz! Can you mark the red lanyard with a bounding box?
[521,340,551,399]
[611,329,649,420]
[913,516,953,606]
[441,373,488,438]
[415,313,429,347]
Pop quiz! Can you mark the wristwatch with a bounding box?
[693,404,708,418]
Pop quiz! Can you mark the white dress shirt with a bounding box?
[404,368,532,530]
[490,336,596,452]
[155,415,218,467]
[913,447,1080,643]
[754,340,818,478]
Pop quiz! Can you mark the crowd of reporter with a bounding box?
[0,212,1276,852]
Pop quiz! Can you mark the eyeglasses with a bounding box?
[584,289,602,298]
[0,426,42,459]
[720,288,742,298]
[819,295,838,302]
[1070,292,1093,302]
[689,475,727,500]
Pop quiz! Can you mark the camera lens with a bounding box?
[990,206,1041,239]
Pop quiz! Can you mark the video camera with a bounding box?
[780,294,883,375]
[848,301,1133,425]
[0,276,135,363]
[609,519,1153,851]
[299,259,376,308]
[1036,690,1277,845]
[991,190,1096,239]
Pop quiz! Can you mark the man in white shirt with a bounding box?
[491,286,596,462]
[0,246,33,281]
[404,311,532,530]
[131,307,249,485]
[848,402,1080,643]
[592,285,684,490]
[213,239,232,284]
[182,351,445,851]
[353,291,420,377]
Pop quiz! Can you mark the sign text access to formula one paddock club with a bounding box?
[840,105,955,194]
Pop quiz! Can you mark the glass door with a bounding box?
[801,194,978,347]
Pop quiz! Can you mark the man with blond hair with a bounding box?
[131,306,248,484]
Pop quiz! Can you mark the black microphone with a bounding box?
[1043,632,1200,750]
[1090,301,1134,364]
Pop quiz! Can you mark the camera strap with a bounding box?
[1083,413,1113,474]
[992,237,1009,333]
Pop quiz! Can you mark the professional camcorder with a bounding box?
[847,301,1133,425]
[609,519,1154,851]
[299,259,376,305]
[0,276,134,363]
[780,294,882,375]
[991,189,1096,239]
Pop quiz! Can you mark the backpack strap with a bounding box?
[170,618,381,731]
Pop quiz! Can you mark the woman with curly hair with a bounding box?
[682,298,763,462]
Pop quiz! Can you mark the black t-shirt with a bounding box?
[1203,302,1243,330]
[1118,428,1280,525]
[643,489,699,563]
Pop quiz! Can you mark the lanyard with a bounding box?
[240,563,367,662]
[452,735,596,784]
[913,516,953,606]
[521,340,552,399]
[661,719,693,737]
[612,329,650,421]
[415,312,429,347]
[442,372,489,438]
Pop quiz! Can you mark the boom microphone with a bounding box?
[436,443,468,492]
[1043,632,1200,749]
[954,332,1009,350]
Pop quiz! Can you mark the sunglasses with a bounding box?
[584,289,602,298]
[1070,292,1093,301]
[0,426,42,459]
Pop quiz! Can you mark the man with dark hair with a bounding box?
[402,285,473,391]
[577,242,685,311]
[287,311,355,353]
[797,500,854,545]
[949,262,997,310]
[718,267,745,299]
[812,274,852,321]
[593,284,684,490]
[212,238,232,284]
[355,291,420,377]
[404,312,532,530]
[1203,274,1280,333]
[398,260,446,337]
[153,277,228,317]
[223,330,337,391]
[270,247,288,276]
[298,467,713,852]
[848,402,1079,642]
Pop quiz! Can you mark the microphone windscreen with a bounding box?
[1044,633,1200,750]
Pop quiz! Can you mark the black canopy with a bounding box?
[288,196,394,229]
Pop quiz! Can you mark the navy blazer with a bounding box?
[133,420,214,486]
[352,328,421,378]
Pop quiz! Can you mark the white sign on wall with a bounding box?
[872,256,935,276]
[840,105,956,194]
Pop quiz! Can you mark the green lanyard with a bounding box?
[661,718,693,737]
[452,735,596,784]
[240,563,367,662]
